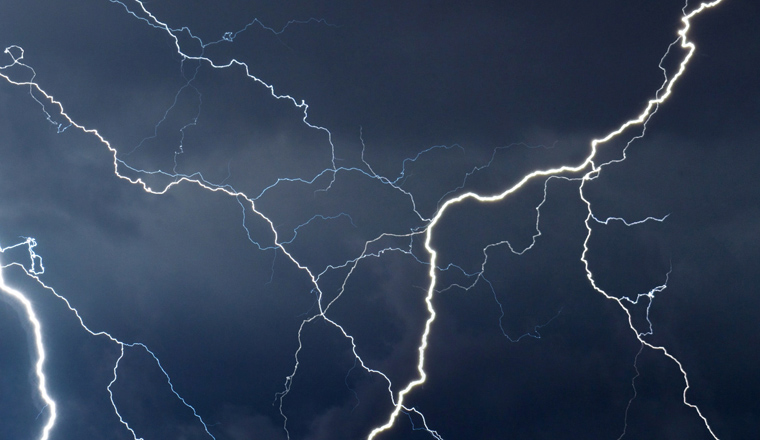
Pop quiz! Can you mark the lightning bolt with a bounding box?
[0,237,218,440]
[367,0,725,438]
[0,239,55,440]
[0,0,727,439]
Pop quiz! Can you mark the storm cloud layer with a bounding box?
[1,1,759,439]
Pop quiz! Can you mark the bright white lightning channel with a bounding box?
[368,0,725,438]
[0,0,726,439]
[0,239,55,440]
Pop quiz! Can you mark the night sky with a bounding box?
[1,1,759,439]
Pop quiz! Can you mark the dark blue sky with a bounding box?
[1,1,758,439]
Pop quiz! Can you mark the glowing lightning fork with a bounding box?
[0,241,56,440]
[367,1,725,438]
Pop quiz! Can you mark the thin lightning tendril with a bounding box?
[0,0,725,439]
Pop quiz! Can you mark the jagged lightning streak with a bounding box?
[1,238,218,440]
[0,240,56,440]
[367,1,725,438]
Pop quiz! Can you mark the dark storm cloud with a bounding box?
[1,0,758,439]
